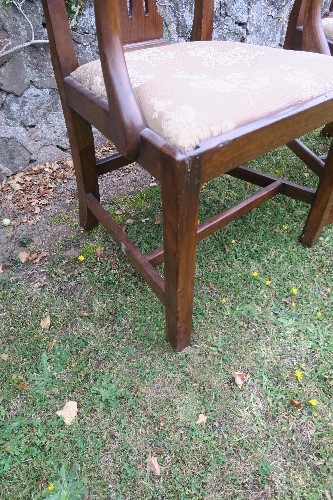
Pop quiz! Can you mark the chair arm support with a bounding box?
[94,0,146,159]
[190,0,214,41]
[303,0,330,55]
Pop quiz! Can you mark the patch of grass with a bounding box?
[1,132,333,499]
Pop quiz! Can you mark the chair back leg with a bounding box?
[301,143,333,245]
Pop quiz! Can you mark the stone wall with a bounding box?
[0,0,331,180]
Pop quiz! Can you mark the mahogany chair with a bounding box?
[284,0,333,137]
[284,0,333,53]
[42,0,333,351]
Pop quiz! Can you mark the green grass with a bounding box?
[1,133,333,499]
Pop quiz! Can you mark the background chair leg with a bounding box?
[321,122,333,137]
[301,143,333,246]
[161,157,202,352]
[67,109,100,230]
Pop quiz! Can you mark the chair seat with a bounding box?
[71,41,333,153]
[322,17,333,41]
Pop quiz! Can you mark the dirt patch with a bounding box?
[0,143,153,265]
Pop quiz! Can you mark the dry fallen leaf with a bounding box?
[233,371,249,388]
[95,247,105,259]
[146,455,161,476]
[56,401,78,425]
[18,382,29,390]
[154,217,163,225]
[40,315,51,330]
[1,353,9,361]
[32,251,48,263]
[196,413,208,425]
[18,251,30,263]
[48,339,57,351]
[289,399,303,410]
[79,311,91,317]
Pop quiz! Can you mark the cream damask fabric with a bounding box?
[322,17,333,41]
[71,41,333,153]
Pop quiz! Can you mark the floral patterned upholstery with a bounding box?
[70,41,333,153]
[322,17,333,41]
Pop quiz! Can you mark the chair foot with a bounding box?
[321,122,333,138]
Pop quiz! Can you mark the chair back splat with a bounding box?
[42,0,333,351]
[117,0,163,44]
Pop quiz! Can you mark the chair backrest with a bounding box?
[118,0,163,45]
[284,0,330,54]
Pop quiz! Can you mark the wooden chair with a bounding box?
[284,0,333,53]
[42,0,333,351]
[284,0,333,137]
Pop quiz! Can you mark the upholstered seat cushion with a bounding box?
[71,41,333,153]
[322,17,333,41]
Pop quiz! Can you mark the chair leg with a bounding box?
[67,109,100,230]
[300,142,333,246]
[321,122,333,138]
[161,157,202,351]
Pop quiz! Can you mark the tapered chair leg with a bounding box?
[301,143,333,246]
[321,122,333,138]
[161,157,202,351]
[67,109,100,230]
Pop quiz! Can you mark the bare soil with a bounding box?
[0,144,152,265]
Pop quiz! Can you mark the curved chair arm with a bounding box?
[190,0,214,41]
[93,0,146,159]
[302,0,330,54]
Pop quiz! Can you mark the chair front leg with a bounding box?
[67,109,100,230]
[301,141,333,246]
[161,156,202,351]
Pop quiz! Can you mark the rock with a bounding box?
[0,52,30,96]
[36,145,68,165]
[0,138,30,179]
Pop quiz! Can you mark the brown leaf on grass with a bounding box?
[146,455,161,476]
[1,353,9,361]
[289,399,303,410]
[40,315,51,330]
[154,217,163,225]
[95,247,105,259]
[56,401,78,425]
[79,311,92,317]
[48,339,57,351]
[32,251,49,263]
[17,251,48,264]
[18,382,29,390]
[196,413,208,425]
[18,251,30,263]
[233,371,249,388]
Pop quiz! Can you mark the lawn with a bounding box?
[0,132,332,499]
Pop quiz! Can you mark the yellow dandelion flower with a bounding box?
[295,370,303,382]
[47,484,55,491]
[309,399,318,407]
[220,297,226,304]
[282,225,289,230]
[315,311,322,318]
[265,280,271,286]
[77,255,85,262]
[231,240,236,244]
[291,287,298,295]
[252,271,259,277]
